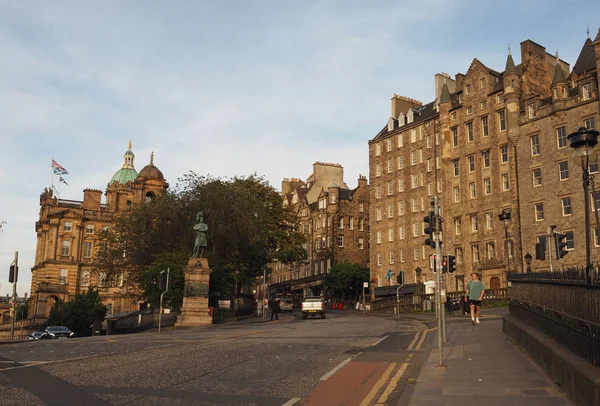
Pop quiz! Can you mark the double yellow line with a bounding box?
[360,354,413,406]
[360,328,434,405]
[407,328,434,351]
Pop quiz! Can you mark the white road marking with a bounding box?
[282,398,300,406]
[319,357,353,381]
[370,335,389,347]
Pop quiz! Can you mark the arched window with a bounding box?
[145,191,155,203]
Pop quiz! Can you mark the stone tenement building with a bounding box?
[369,31,600,292]
[268,162,369,300]
[29,143,168,323]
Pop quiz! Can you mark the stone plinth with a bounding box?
[176,257,212,327]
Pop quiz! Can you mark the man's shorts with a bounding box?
[469,299,482,306]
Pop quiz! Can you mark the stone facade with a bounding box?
[518,36,600,271]
[369,32,600,291]
[368,95,441,290]
[29,145,168,322]
[268,162,370,300]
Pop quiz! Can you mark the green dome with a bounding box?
[110,168,138,185]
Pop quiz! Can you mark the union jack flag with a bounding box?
[51,159,69,175]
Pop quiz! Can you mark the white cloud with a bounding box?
[1,0,599,295]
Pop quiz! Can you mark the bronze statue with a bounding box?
[192,211,208,258]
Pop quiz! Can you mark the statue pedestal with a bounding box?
[176,257,212,327]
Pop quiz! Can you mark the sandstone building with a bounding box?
[268,162,369,301]
[29,143,168,322]
[369,30,600,292]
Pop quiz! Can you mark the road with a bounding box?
[0,311,432,406]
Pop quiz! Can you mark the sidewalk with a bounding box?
[406,314,573,405]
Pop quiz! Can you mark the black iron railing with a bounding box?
[508,267,600,368]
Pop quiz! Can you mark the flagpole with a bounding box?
[50,158,54,193]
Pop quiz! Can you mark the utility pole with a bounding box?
[10,251,18,340]
[547,225,557,272]
[433,197,446,354]
[425,197,445,366]
[158,268,169,332]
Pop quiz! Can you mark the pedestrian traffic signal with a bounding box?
[8,264,18,283]
[554,232,569,259]
[424,212,437,248]
[447,254,456,273]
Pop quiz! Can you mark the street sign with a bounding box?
[386,269,393,279]
[363,282,369,288]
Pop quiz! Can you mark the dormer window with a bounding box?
[318,198,326,209]
[582,83,592,101]
[399,113,406,125]
[528,103,536,119]
[458,93,463,104]
[387,117,395,131]
[407,110,414,123]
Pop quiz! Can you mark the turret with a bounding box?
[550,53,568,102]
[594,27,600,95]
[327,181,339,211]
[503,48,521,145]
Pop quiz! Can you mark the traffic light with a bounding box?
[424,212,437,248]
[447,254,456,273]
[372,277,378,285]
[441,257,448,273]
[8,264,18,283]
[159,270,169,292]
[554,232,568,259]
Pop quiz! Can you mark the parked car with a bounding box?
[301,297,326,319]
[25,331,45,340]
[279,297,293,313]
[43,326,75,339]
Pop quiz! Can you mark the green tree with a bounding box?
[16,303,28,321]
[324,263,370,300]
[94,173,306,301]
[46,288,107,334]
[141,253,186,310]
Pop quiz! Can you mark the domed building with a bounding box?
[105,142,168,212]
[29,142,168,323]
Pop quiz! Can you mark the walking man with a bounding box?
[270,297,280,321]
[465,272,485,325]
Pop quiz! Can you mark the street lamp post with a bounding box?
[568,127,600,283]
[498,209,512,282]
[524,252,532,273]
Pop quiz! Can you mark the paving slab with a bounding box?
[405,316,573,405]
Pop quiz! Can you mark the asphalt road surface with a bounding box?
[0,311,432,406]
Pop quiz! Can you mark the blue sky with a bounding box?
[1,0,599,296]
